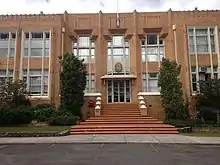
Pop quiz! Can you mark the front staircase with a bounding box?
[70,104,178,134]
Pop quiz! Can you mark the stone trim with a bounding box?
[138,92,161,96]
[84,93,101,97]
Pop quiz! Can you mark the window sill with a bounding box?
[84,93,101,97]
[58,93,102,97]
[28,96,49,99]
[138,92,161,96]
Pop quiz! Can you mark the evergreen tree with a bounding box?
[59,53,87,119]
[197,78,220,124]
[158,58,188,120]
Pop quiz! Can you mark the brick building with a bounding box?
[0,9,219,120]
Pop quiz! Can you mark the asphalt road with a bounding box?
[0,143,220,165]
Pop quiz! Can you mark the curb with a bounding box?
[1,142,220,145]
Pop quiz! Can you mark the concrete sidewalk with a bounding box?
[0,134,220,144]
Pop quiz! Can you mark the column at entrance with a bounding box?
[107,79,131,103]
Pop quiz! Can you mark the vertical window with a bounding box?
[23,69,49,96]
[23,32,50,57]
[85,74,95,93]
[107,35,130,74]
[72,36,95,63]
[142,73,160,92]
[0,32,16,58]
[188,27,216,54]
[141,34,164,62]
[0,69,13,84]
[21,31,50,97]
[190,66,218,92]
[72,36,96,93]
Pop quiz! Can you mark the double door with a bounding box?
[107,80,131,103]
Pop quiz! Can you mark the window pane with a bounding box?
[9,48,15,57]
[29,86,41,94]
[125,48,129,55]
[147,55,158,62]
[148,79,159,92]
[45,32,50,39]
[195,29,207,35]
[44,85,48,94]
[91,49,95,56]
[91,42,95,47]
[31,32,43,39]
[0,48,8,58]
[210,36,215,52]
[159,46,164,54]
[0,33,9,40]
[147,34,157,45]
[79,56,89,63]
[24,48,28,57]
[112,36,124,46]
[91,56,95,63]
[108,48,111,55]
[147,47,158,55]
[149,73,158,78]
[30,77,41,85]
[79,49,89,56]
[141,47,145,54]
[113,48,123,55]
[188,29,194,36]
[142,55,146,62]
[197,45,208,53]
[45,48,49,57]
[31,48,42,57]
[78,37,90,47]
[73,49,77,56]
[107,41,111,46]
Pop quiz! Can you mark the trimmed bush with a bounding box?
[0,106,33,126]
[48,115,78,126]
[33,107,58,122]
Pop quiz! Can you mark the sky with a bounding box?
[1,0,220,14]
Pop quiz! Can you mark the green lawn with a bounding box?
[0,126,71,133]
[182,132,220,137]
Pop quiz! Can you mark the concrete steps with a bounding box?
[70,104,178,135]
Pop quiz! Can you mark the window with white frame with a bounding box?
[188,27,216,54]
[141,34,164,62]
[23,32,50,57]
[23,69,48,96]
[72,36,96,93]
[191,66,218,92]
[142,73,160,92]
[0,32,16,58]
[85,74,95,93]
[0,69,13,84]
[72,36,95,63]
[107,35,130,74]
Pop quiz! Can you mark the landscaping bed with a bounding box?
[0,126,71,137]
[182,132,220,137]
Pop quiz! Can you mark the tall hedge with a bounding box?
[158,58,188,120]
[59,53,87,119]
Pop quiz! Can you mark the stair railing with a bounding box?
[138,95,147,116]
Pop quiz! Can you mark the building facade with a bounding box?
[0,9,220,120]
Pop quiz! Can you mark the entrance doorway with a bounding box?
[107,80,131,103]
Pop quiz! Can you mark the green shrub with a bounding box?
[0,106,33,126]
[164,119,204,128]
[33,107,58,122]
[35,104,55,109]
[48,115,78,126]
